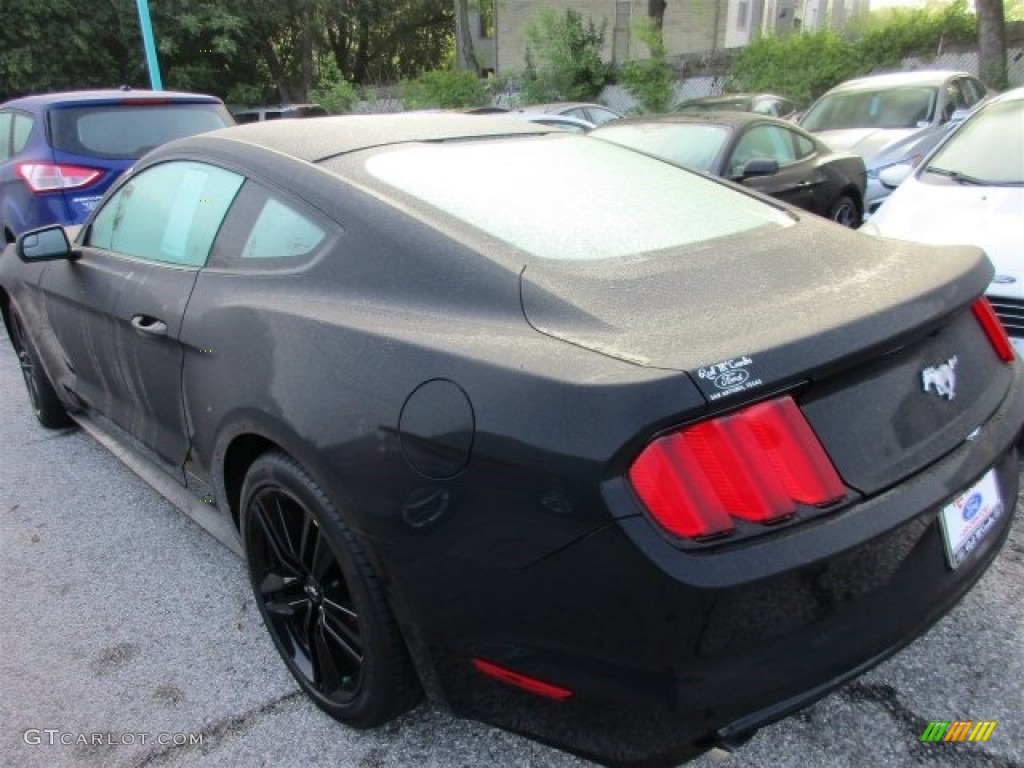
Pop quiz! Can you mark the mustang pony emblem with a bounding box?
[922,356,958,400]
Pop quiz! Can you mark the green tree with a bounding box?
[0,0,146,100]
[523,8,609,103]
[619,19,674,113]
[728,31,857,106]
[401,68,487,108]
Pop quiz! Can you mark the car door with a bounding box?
[726,123,819,212]
[41,160,243,472]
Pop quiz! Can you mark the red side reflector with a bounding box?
[972,297,1015,363]
[471,658,573,700]
[628,396,845,540]
[17,163,102,193]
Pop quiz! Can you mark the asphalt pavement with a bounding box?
[1,324,1022,768]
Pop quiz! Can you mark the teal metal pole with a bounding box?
[135,0,163,90]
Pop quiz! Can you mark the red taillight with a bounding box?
[470,658,573,700]
[17,163,102,193]
[972,297,1015,363]
[628,396,845,540]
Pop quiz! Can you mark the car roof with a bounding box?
[601,111,798,131]
[184,113,554,164]
[681,93,788,104]
[1,88,224,110]
[990,86,1024,104]
[825,70,969,93]
[519,102,614,114]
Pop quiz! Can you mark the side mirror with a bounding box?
[738,158,780,180]
[878,163,913,189]
[17,225,73,262]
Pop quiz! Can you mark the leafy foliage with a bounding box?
[727,32,857,107]
[400,68,488,109]
[0,0,145,100]
[729,0,984,107]
[309,58,360,114]
[522,8,609,103]
[618,19,674,114]
[0,0,454,104]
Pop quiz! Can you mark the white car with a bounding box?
[862,87,1024,353]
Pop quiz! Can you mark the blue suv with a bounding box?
[0,89,234,243]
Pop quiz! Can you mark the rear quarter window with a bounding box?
[12,114,34,153]
[0,112,11,160]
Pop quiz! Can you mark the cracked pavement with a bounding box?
[1,326,1021,768]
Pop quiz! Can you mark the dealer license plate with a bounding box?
[939,469,1004,569]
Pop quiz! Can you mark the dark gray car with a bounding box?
[799,70,990,215]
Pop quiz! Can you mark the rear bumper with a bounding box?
[400,364,1024,766]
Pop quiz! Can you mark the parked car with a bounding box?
[516,101,621,126]
[676,92,799,120]
[0,89,234,243]
[863,87,1024,353]
[799,70,990,216]
[592,112,866,226]
[3,113,1022,767]
[232,103,328,123]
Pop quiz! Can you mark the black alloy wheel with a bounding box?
[829,194,860,228]
[241,452,420,727]
[8,308,71,428]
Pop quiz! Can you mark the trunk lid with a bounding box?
[521,221,1010,494]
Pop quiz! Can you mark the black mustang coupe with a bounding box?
[2,114,1021,767]
[591,112,867,228]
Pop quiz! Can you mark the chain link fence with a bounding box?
[352,47,1023,115]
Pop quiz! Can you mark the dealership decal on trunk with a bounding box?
[921,356,958,400]
[696,356,764,401]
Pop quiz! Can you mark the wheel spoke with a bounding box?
[310,529,336,581]
[322,598,362,656]
[310,612,349,694]
[271,495,301,561]
[261,577,306,617]
[299,513,320,572]
[254,497,302,575]
[320,610,364,666]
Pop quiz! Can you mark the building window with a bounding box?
[737,1,749,29]
[479,1,495,39]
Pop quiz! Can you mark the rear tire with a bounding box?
[240,451,421,727]
[829,194,860,228]
[8,308,71,428]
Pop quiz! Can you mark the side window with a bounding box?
[961,77,985,107]
[943,81,969,121]
[12,114,33,154]
[794,132,816,160]
[0,112,11,161]
[87,161,243,267]
[730,125,796,175]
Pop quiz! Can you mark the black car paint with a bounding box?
[1,115,1021,767]
[591,113,866,223]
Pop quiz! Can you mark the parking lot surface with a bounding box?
[1,324,1022,768]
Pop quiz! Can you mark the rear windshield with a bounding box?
[49,104,231,159]
[359,136,791,261]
